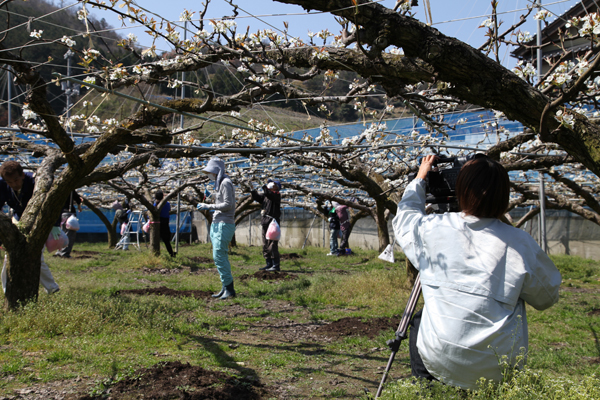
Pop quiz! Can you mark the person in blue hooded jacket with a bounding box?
[196,158,237,300]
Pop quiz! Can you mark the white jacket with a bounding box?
[393,178,561,389]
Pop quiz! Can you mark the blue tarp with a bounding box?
[77,209,191,234]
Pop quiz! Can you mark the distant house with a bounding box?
[511,0,599,75]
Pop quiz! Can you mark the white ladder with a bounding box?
[115,210,143,250]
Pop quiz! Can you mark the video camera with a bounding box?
[408,155,477,212]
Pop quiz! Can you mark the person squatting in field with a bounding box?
[393,154,562,389]
[0,160,60,294]
[250,179,282,271]
[197,157,237,300]
[333,201,351,256]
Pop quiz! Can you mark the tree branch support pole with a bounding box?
[174,22,187,254]
[7,66,12,127]
[535,1,547,253]
[539,172,547,252]
[249,213,252,246]
[302,214,317,249]
[176,180,181,253]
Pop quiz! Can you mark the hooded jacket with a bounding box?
[201,158,236,224]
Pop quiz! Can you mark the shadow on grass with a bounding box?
[183,333,387,387]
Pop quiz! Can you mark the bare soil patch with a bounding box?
[239,270,298,281]
[68,250,101,260]
[280,253,302,260]
[562,286,600,293]
[79,361,267,400]
[117,286,213,300]
[314,317,398,339]
[142,266,183,275]
[71,250,101,256]
[589,308,600,316]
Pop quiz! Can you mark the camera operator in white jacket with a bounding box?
[392,154,561,389]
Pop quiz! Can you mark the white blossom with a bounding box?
[30,30,43,39]
[480,18,493,28]
[534,10,552,21]
[180,9,194,21]
[60,36,76,47]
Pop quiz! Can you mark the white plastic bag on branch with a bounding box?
[265,219,281,241]
[66,215,80,231]
[121,222,127,235]
[143,221,150,233]
[378,241,395,263]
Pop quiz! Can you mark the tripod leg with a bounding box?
[376,350,397,398]
[374,274,422,398]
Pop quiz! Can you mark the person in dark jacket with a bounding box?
[153,190,175,257]
[333,201,351,256]
[0,160,60,293]
[322,201,340,255]
[55,191,83,258]
[250,179,282,271]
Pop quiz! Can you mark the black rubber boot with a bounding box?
[259,258,272,271]
[266,264,280,272]
[220,282,236,300]
[212,286,225,298]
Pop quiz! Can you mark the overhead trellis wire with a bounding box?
[53,73,315,144]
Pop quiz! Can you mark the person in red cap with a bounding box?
[250,179,282,271]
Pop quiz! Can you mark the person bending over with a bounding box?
[0,160,60,294]
[392,154,561,389]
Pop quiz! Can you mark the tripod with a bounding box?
[375,272,422,398]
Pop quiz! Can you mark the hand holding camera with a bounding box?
[416,155,439,180]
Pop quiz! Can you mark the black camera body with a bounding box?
[408,155,474,212]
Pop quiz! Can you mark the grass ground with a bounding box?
[0,243,599,399]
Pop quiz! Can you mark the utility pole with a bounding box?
[179,21,187,131]
[61,50,79,131]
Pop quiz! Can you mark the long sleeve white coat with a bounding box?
[392,178,561,389]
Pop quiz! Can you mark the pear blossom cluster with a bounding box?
[567,13,600,36]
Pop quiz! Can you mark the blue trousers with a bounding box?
[210,222,235,286]
[329,229,339,253]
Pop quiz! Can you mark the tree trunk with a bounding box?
[4,240,42,309]
[81,198,118,248]
[149,212,161,257]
